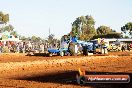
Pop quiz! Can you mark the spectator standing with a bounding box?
[121,45,125,52]
[0,41,2,53]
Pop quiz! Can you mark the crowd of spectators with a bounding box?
[0,41,57,53]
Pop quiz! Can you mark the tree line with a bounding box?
[1,11,132,44]
[69,15,132,41]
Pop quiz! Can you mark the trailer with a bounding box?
[47,48,69,56]
[47,48,60,56]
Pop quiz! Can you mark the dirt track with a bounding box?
[0,51,132,88]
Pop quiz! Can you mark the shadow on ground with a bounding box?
[16,71,132,88]
[26,53,50,57]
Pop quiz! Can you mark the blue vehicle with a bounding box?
[47,48,60,56]
[77,40,96,55]
[47,36,78,56]
[48,48,69,56]
[48,36,99,56]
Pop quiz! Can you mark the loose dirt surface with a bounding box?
[0,51,132,88]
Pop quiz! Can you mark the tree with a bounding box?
[124,35,129,38]
[0,12,15,37]
[31,36,37,42]
[71,15,96,40]
[10,31,18,37]
[0,12,9,24]
[19,35,26,40]
[92,32,122,39]
[97,25,112,35]
[95,25,122,38]
[31,36,42,43]
[48,34,55,44]
[47,34,60,48]
[1,24,14,32]
[121,22,132,37]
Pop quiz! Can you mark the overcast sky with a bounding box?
[0,0,132,39]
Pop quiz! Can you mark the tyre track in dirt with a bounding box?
[0,52,132,88]
[0,55,132,78]
[0,56,106,78]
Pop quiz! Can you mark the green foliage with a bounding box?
[97,25,113,35]
[31,36,41,43]
[48,34,54,44]
[47,34,60,47]
[10,31,18,37]
[0,12,4,23]
[71,15,96,40]
[1,24,14,32]
[31,36,37,42]
[19,36,26,40]
[0,11,9,24]
[0,12,16,37]
[93,32,122,39]
[20,35,46,45]
[95,25,122,39]
[121,22,132,36]
[124,35,129,38]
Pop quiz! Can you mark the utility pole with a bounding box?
[48,27,51,48]
[49,27,50,36]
